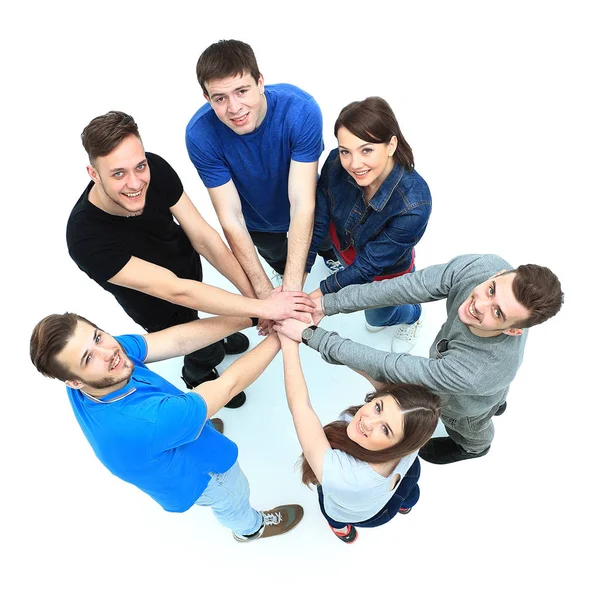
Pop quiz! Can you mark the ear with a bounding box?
[388,136,398,157]
[87,164,99,184]
[258,73,265,93]
[502,328,523,337]
[203,91,211,103]
[65,379,85,390]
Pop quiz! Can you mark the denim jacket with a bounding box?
[306,148,432,294]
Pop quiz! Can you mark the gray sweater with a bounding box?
[309,254,528,417]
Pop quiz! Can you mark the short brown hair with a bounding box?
[510,265,564,328]
[196,39,261,96]
[81,111,140,164]
[30,313,98,382]
[334,96,415,171]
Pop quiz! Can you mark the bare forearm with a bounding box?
[283,205,314,292]
[224,226,273,298]
[221,334,281,399]
[200,236,257,298]
[145,316,252,363]
[281,338,313,414]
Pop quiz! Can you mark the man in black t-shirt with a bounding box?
[67,111,314,407]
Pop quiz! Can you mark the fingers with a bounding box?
[291,311,314,323]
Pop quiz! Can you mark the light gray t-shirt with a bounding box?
[322,447,418,523]
[321,414,418,523]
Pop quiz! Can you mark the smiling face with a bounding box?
[458,272,531,337]
[346,394,405,451]
[337,127,397,193]
[87,135,150,217]
[204,72,267,135]
[57,320,134,396]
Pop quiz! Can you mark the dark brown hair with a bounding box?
[81,111,140,164]
[334,96,415,171]
[196,39,261,96]
[509,265,564,328]
[301,383,441,486]
[30,313,99,382]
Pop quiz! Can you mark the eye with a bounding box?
[375,402,381,414]
[237,88,247,95]
[137,163,146,171]
[95,333,102,344]
[488,284,494,296]
[339,149,349,156]
[493,308,501,318]
[85,353,92,365]
[113,171,124,178]
[362,148,373,154]
[381,425,389,436]
[215,96,226,103]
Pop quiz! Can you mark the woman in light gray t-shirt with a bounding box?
[280,335,441,543]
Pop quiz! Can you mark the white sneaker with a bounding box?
[324,258,345,274]
[270,270,283,287]
[390,319,423,353]
[365,321,387,333]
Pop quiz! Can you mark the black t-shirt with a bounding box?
[67,152,203,330]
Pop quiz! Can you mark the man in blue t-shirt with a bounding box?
[186,39,340,307]
[30,312,303,542]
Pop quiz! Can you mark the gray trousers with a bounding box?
[441,400,504,453]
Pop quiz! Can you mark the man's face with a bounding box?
[205,72,267,135]
[88,135,150,217]
[458,272,530,337]
[58,320,134,393]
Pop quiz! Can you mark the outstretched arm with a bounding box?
[109,256,315,321]
[280,334,330,484]
[170,192,256,298]
[144,315,252,363]
[208,181,275,299]
[195,334,281,417]
[282,160,317,291]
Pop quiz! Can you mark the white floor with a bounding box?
[3,3,588,599]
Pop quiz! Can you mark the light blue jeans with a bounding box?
[194,461,262,536]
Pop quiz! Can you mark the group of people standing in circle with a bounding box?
[30,39,563,544]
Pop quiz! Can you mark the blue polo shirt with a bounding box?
[186,83,324,233]
[66,334,238,512]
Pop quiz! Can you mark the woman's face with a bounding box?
[337,127,397,190]
[346,394,405,451]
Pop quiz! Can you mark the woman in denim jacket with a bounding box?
[305,97,432,352]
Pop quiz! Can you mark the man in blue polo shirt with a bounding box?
[186,39,341,304]
[30,312,303,542]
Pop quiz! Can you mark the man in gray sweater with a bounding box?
[276,254,563,464]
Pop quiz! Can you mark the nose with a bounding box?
[350,152,363,170]
[227,95,241,114]
[126,172,141,190]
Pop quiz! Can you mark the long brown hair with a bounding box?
[301,383,441,486]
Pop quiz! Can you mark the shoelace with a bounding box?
[395,321,421,342]
[262,511,283,526]
[325,259,345,272]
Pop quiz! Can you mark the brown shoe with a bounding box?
[233,504,304,542]
[210,418,224,434]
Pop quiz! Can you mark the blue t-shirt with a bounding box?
[66,335,238,512]
[186,83,324,233]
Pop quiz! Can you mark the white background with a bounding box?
[2,1,587,598]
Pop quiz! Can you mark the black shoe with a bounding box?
[222,332,250,355]
[398,506,412,515]
[419,437,490,465]
[210,418,224,434]
[329,524,358,544]
[495,401,507,416]
[181,367,247,409]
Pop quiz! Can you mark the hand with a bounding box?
[256,319,274,336]
[311,296,325,325]
[273,317,312,342]
[261,290,315,322]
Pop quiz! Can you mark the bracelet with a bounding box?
[250,317,259,327]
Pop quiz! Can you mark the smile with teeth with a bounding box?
[122,190,142,198]
[231,113,248,124]
[110,353,121,370]
[468,299,480,321]
[354,170,370,176]
[358,419,368,436]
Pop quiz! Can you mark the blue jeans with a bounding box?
[317,457,421,529]
[194,461,262,536]
[364,265,421,327]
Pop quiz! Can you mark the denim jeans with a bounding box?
[442,402,501,453]
[193,461,262,536]
[316,457,421,529]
